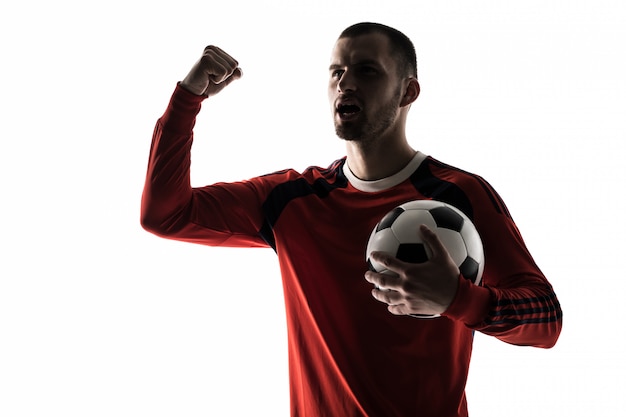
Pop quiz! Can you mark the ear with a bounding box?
[400,78,420,107]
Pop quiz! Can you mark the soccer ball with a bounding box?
[366,200,484,317]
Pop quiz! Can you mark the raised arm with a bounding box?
[140,46,249,244]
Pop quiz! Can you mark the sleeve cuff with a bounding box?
[442,275,492,327]
[158,83,206,133]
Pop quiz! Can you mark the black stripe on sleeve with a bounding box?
[485,290,563,326]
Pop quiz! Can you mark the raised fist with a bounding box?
[180,45,242,97]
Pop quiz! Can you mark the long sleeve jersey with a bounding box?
[141,85,562,417]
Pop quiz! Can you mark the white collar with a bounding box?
[343,151,428,193]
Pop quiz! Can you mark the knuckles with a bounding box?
[200,46,239,72]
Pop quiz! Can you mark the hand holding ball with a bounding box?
[365,200,485,317]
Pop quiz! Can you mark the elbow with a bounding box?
[140,203,190,239]
[538,325,562,349]
[140,211,168,237]
[543,298,564,349]
[525,284,564,349]
[140,192,176,237]
[528,309,563,349]
[542,315,563,349]
[140,190,194,239]
[140,202,177,238]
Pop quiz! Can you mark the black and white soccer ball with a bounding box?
[366,199,484,291]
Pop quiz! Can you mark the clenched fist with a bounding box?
[180,45,243,97]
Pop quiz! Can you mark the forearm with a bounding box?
[441,179,563,348]
[478,280,562,348]
[445,275,562,348]
[140,84,204,236]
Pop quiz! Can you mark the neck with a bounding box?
[345,136,416,181]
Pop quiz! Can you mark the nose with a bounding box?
[337,70,356,93]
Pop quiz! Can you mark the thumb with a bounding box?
[419,224,448,260]
[224,67,243,84]
[205,67,243,97]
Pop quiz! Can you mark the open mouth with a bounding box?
[337,104,362,119]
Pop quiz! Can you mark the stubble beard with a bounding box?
[334,88,403,147]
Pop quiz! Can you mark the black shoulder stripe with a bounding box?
[410,160,475,221]
[259,160,348,251]
[423,158,514,219]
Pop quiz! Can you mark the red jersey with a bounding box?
[141,85,562,417]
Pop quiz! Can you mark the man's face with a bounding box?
[328,33,405,143]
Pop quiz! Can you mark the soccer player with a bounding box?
[141,22,562,417]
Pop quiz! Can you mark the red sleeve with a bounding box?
[140,84,270,248]
[442,173,562,348]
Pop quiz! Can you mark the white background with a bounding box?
[1,1,624,415]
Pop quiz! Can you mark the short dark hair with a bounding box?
[339,22,418,79]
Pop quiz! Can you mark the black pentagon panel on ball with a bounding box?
[459,257,480,283]
[376,207,405,232]
[396,243,429,264]
[429,206,464,232]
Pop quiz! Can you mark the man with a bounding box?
[141,22,562,417]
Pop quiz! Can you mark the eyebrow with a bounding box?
[329,59,383,71]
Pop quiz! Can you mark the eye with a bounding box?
[331,69,344,79]
[359,66,378,75]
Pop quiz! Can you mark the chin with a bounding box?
[335,124,364,141]
[336,132,363,142]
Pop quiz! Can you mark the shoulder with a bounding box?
[416,156,512,220]
[255,158,347,186]
[303,158,347,181]
[242,158,348,202]
[423,156,485,189]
